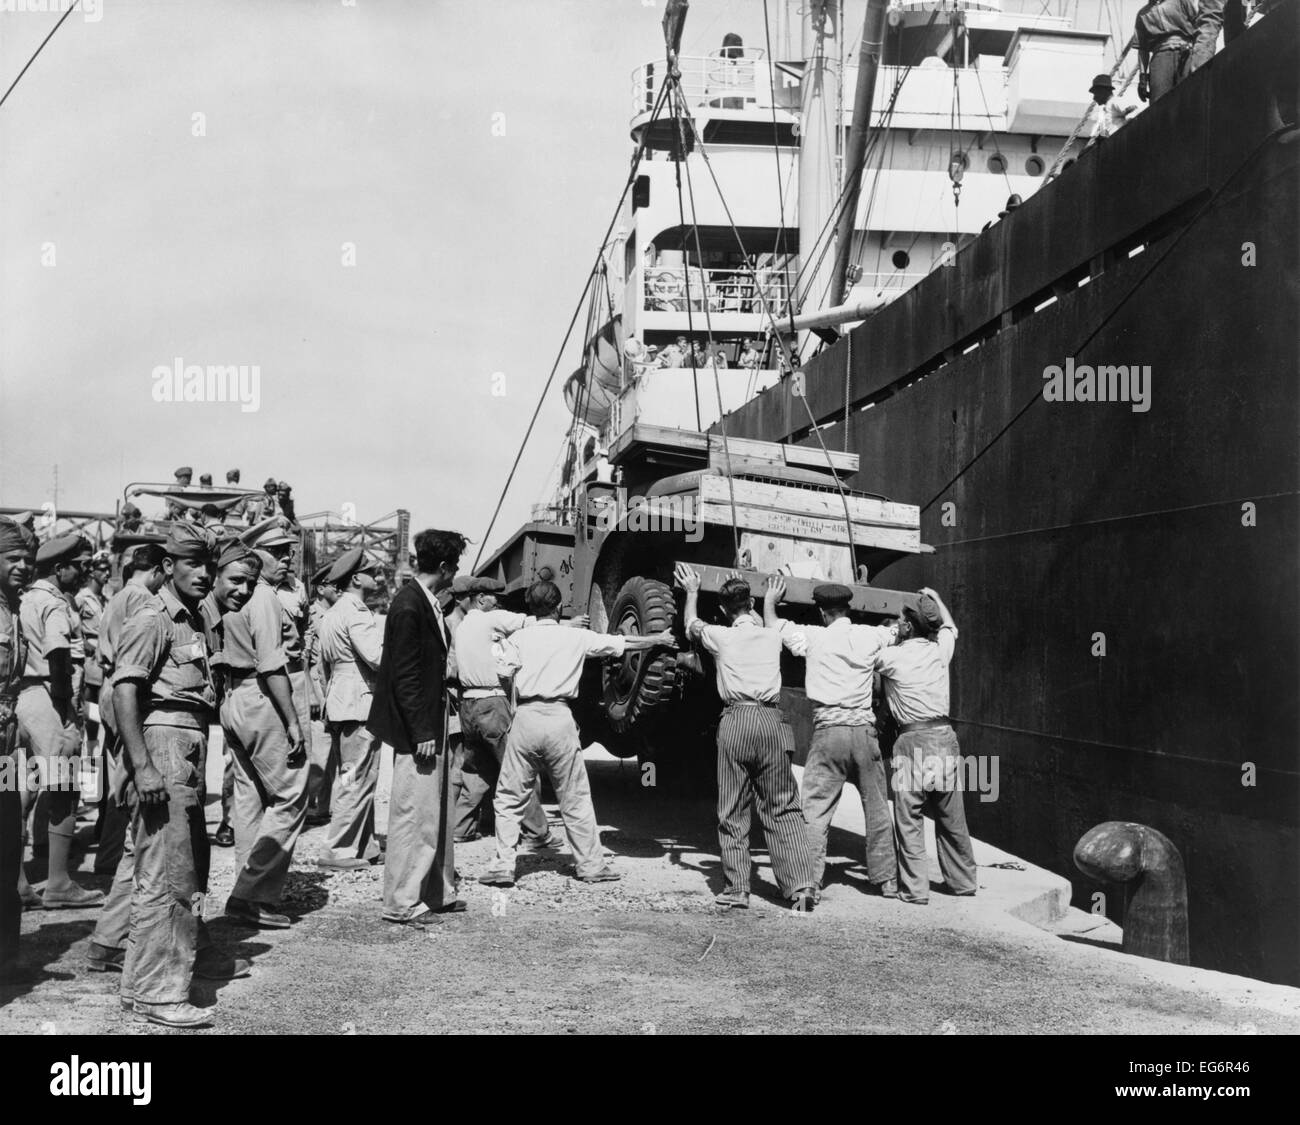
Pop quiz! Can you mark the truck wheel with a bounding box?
[603,576,678,734]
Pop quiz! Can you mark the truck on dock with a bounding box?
[477,420,928,764]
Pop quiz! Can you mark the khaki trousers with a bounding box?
[222,678,309,907]
[381,749,456,920]
[320,721,380,863]
[490,702,604,879]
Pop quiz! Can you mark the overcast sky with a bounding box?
[0,0,1130,560]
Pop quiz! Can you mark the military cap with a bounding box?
[175,466,193,479]
[216,538,259,570]
[325,547,380,587]
[37,534,92,567]
[226,468,241,481]
[310,562,335,586]
[163,524,217,561]
[812,582,853,608]
[90,550,113,569]
[1089,72,1113,94]
[199,473,213,486]
[240,518,296,550]
[263,477,278,489]
[0,516,37,555]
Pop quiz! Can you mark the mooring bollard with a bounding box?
[1073,821,1189,965]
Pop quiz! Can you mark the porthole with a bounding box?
[1025,154,1046,176]
[987,152,1007,174]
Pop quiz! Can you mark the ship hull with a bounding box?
[716,9,1300,985]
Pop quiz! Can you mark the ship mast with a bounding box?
[795,0,842,357]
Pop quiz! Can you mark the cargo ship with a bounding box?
[479,0,1299,985]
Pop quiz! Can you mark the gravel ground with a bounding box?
[3,740,1297,1035]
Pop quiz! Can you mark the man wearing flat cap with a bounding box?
[304,563,339,826]
[218,525,312,928]
[447,576,556,846]
[873,587,976,905]
[314,548,385,869]
[110,523,249,1027]
[0,518,38,977]
[16,534,103,909]
[765,580,899,901]
[675,564,816,911]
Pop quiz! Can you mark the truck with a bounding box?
[477,422,929,770]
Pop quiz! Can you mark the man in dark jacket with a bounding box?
[368,528,467,926]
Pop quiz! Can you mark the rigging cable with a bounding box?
[669,80,704,432]
[472,78,672,570]
[0,0,81,113]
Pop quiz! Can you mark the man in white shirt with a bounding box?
[478,579,673,888]
[766,580,898,900]
[677,564,816,911]
[874,587,976,905]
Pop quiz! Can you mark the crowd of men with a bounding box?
[1,509,972,1030]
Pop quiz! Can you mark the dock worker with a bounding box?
[89,535,253,994]
[447,576,555,847]
[874,587,976,905]
[304,563,339,826]
[0,517,37,979]
[764,580,898,901]
[315,548,384,870]
[367,529,468,927]
[17,534,103,909]
[217,534,311,928]
[109,524,251,1028]
[675,563,817,912]
[479,579,673,888]
[91,544,167,876]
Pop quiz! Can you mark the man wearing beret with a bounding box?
[315,548,385,869]
[675,564,816,911]
[217,530,312,928]
[765,580,898,901]
[304,563,339,826]
[448,576,555,846]
[111,524,246,1027]
[90,537,253,994]
[874,587,976,904]
[17,534,103,909]
[0,518,37,977]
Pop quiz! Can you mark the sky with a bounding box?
[0,0,1134,560]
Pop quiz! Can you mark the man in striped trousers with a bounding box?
[675,564,816,912]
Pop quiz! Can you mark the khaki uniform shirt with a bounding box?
[111,585,216,729]
[20,578,72,680]
[318,591,383,723]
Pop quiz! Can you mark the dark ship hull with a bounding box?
[715,8,1300,985]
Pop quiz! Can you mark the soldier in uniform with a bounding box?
[110,524,250,1028]
[89,537,253,989]
[91,544,167,878]
[17,534,103,909]
[76,551,112,757]
[164,466,193,522]
[479,579,672,888]
[0,517,37,979]
[675,564,817,911]
[316,548,384,869]
[765,580,898,901]
[218,536,311,928]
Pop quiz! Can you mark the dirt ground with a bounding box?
[2,742,1297,1036]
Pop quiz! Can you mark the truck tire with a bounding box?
[603,576,678,734]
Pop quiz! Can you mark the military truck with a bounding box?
[477,422,928,766]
